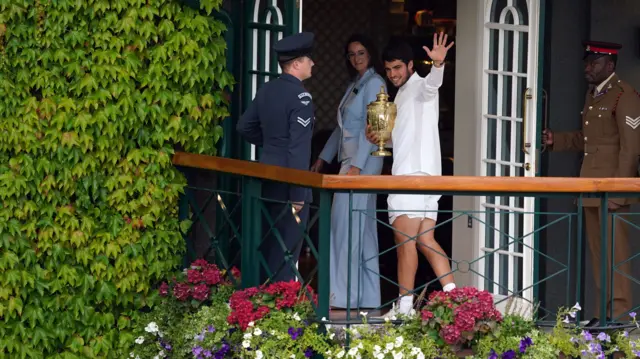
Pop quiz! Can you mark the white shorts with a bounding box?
[387,172,441,224]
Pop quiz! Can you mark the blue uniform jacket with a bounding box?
[319,68,386,170]
[237,73,315,203]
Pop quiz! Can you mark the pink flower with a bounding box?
[159,282,169,297]
[187,269,204,283]
[173,283,191,301]
[192,283,210,301]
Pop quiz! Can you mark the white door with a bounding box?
[477,0,544,309]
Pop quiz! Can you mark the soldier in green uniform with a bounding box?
[543,41,640,323]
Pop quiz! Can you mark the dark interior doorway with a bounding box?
[301,0,458,314]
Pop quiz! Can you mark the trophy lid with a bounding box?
[375,86,389,102]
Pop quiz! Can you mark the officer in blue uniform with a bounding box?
[237,32,316,283]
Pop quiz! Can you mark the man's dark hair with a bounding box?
[382,41,414,65]
[343,33,384,79]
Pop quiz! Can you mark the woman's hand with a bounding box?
[365,124,380,144]
[346,166,361,176]
[310,158,325,173]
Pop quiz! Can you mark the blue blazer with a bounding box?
[319,68,386,170]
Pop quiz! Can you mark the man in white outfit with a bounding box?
[366,32,455,316]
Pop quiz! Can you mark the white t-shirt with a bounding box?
[390,66,444,176]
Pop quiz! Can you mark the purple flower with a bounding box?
[208,325,215,332]
[193,346,203,356]
[582,330,593,341]
[195,333,205,341]
[215,342,230,359]
[630,312,637,319]
[203,350,213,358]
[519,336,533,353]
[501,350,516,359]
[596,332,611,342]
[288,327,303,340]
[304,347,314,358]
[488,350,498,359]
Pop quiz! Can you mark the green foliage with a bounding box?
[0,0,232,356]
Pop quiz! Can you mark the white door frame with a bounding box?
[474,0,542,307]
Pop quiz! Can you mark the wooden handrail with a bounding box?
[172,152,640,193]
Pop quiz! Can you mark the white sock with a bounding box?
[399,295,413,314]
[442,283,456,292]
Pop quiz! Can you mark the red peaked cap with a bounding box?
[583,41,622,59]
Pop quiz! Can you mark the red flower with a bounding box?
[187,269,204,283]
[230,267,241,279]
[192,283,210,301]
[173,283,191,301]
[441,324,462,344]
[421,310,434,321]
[202,267,222,285]
[191,259,209,269]
[159,282,169,297]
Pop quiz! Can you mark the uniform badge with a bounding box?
[625,116,640,129]
[298,92,312,106]
[297,116,311,127]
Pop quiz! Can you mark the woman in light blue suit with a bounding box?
[311,34,386,309]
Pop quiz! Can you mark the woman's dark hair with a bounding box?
[344,33,384,79]
[382,41,414,65]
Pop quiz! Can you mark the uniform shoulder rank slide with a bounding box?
[625,116,640,129]
[297,116,311,127]
[298,92,312,106]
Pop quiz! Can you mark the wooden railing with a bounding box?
[172,151,640,193]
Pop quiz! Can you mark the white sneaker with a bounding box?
[379,303,415,320]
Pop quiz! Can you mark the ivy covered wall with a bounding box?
[0,0,232,357]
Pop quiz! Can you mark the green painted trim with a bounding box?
[532,0,547,309]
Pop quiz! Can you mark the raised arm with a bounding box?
[420,31,453,100]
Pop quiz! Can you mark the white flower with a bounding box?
[144,322,159,334]
[563,316,570,324]
[329,332,335,340]
[321,317,328,322]
[373,345,382,354]
[348,347,358,356]
[572,302,582,311]
[375,354,385,359]
[134,336,144,345]
[254,328,262,336]
[244,332,253,339]
[384,316,391,322]
[255,350,264,359]
[248,321,255,327]
[242,340,251,348]
[386,343,394,351]
[359,311,368,317]
[130,353,135,358]
[416,353,425,359]
[293,312,301,321]
[393,350,404,359]
[158,351,166,358]
[270,330,276,335]
[290,355,296,359]
[337,350,345,358]
[394,336,404,347]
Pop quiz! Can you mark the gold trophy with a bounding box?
[366,86,397,157]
